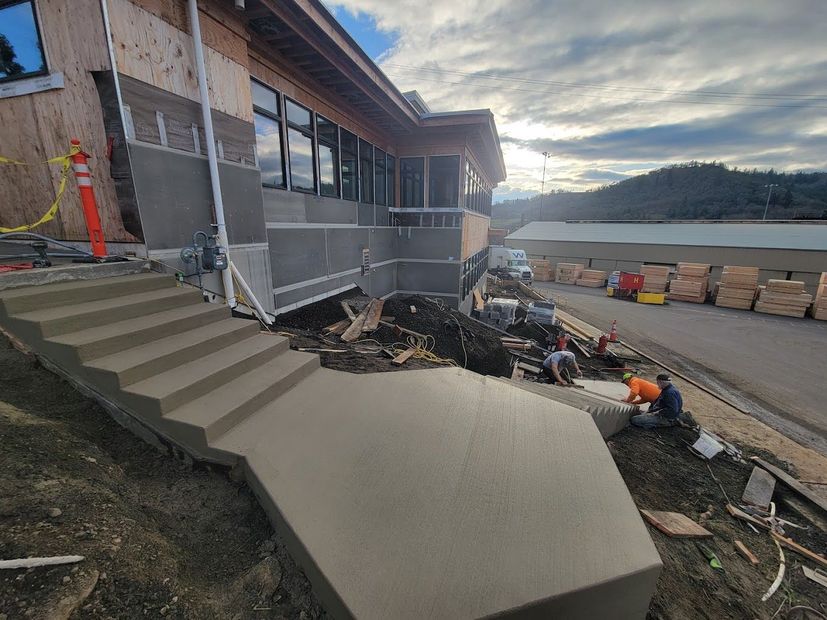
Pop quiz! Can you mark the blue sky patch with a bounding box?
[331,6,397,60]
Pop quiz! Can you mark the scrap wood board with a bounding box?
[751,457,827,514]
[741,466,776,510]
[640,510,713,538]
[362,298,385,331]
[391,347,416,366]
[341,301,372,342]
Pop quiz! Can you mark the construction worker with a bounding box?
[621,373,661,405]
[630,374,694,429]
[542,350,583,386]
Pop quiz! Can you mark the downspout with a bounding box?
[187,0,236,308]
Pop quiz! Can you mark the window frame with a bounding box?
[386,154,396,208]
[374,147,387,206]
[340,128,359,202]
[251,78,286,190]
[427,154,461,209]
[358,138,374,204]
[316,113,340,199]
[399,156,425,209]
[0,0,49,85]
[284,97,317,194]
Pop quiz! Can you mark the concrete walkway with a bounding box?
[0,271,661,619]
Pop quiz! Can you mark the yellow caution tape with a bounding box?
[0,143,81,234]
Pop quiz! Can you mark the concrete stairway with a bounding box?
[0,270,662,619]
[0,270,319,461]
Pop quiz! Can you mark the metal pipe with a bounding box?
[187,0,236,308]
[230,261,273,325]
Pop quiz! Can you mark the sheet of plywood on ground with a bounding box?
[109,0,252,122]
[461,211,490,260]
[751,457,827,513]
[0,0,139,243]
[362,299,384,331]
[639,510,713,538]
[741,466,776,510]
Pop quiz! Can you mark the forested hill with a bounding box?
[492,163,827,230]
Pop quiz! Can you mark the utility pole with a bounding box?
[762,183,779,221]
[538,151,550,221]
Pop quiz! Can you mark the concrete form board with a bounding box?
[216,369,662,619]
[129,144,266,249]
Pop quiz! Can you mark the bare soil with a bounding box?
[0,339,326,620]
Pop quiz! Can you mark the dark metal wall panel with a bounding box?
[357,203,374,226]
[268,228,328,288]
[328,228,370,272]
[396,227,462,260]
[397,262,460,294]
[129,144,266,250]
[264,191,359,224]
[370,228,395,262]
[263,189,307,223]
[306,197,358,224]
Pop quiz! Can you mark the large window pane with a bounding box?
[387,155,396,207]
[287,127,315,192]
[285,99,312,131]
[340,129,358,201]
[359,138,374,204]
[400,157,424,208]
[317,114,337,145]
[0,1,47,83]
[318,143,339,198]
[429,155,460,208]
[251,80,279,116]
[254,112,285,188]
[374,148,387,206]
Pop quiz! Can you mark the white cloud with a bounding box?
[331,0,827,196]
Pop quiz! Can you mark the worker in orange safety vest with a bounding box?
[621,373,661,405]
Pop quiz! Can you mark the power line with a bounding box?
[382,70,827,110]
[383,63,827,103]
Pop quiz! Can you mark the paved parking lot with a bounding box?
[536,282,827,455]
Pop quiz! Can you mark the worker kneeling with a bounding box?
[542,350,583,386]
[621,372,660,405]
[630,374,694,429]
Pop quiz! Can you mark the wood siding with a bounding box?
[462,211,490,261]
[0,0,139,243]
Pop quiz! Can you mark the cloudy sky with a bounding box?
[328,0,827,201]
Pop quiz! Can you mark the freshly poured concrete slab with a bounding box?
[492,377,636,437]
[216,367,662,619]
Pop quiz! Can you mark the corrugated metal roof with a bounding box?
[505,221,827,251]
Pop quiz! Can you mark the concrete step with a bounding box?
[166,350,320,445]
[84,317,261,390]
[0,259,150,293]
[45,301,228,364]
[10,286,202,339]
[0,272,172,316]
[121,335,289,417]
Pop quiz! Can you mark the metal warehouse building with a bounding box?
[506,221,827,295]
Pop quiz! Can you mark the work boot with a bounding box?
[678,410,698,429]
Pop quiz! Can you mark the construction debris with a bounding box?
[697,543,723,570]
[0,555,85,570]
[734,540,760,565]
[741,466,777,510]
[640,510,713,538]
[751,457,827,514]
[771,532,827,568]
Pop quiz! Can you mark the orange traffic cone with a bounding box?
[608,320,618,342]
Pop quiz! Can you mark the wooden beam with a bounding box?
[391,348,416,366]
[751,457,827,514]
[771,532,827,568]
[341,300,373,343]
[362,299,385,332]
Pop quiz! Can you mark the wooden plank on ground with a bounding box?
[341,301,373,343]
[473,289,485,311]
[751,457,827,514]
[771,532,827,568]
[568,336,591,358]
[511,365,525,380]
[322,319,351,335]
[741,466,776,510]
[640,510,713,538]
[734,540,760,565]
[726,504,770,530]
[341,302,356,321]
[391,348,416,366]
[362,298,385,332]
[518,362,542,374]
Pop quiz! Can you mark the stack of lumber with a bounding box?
[811,273,827,320]
[755,280,813,318]
[715,266,759,310]
[576,269,607,287]
[556,263,584,284]
[668,262,710,303]
[529,259,554,282]
[640,265,670,293]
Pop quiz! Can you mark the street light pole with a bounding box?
[539,151,550,221]
[762,183,779,221]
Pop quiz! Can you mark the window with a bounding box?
[0,1,47,83]
[251,79,285,188]
[285,98,315,193]
[340,129,358,201]
[316,114,339,198]
[428,155,460,208]
[400,157,424,208]
[387,155,396,207]
[359,138,374,204]
[374,148,387,206]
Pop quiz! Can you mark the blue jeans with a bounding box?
[630,413,677,429]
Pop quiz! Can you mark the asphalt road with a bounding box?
[536,282,827,455]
